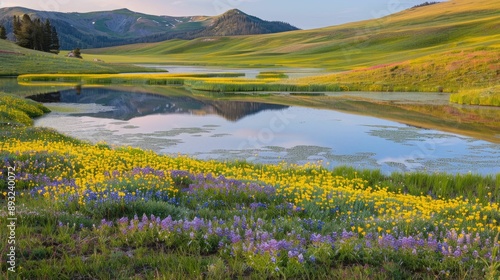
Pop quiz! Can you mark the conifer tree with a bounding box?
[16,14,34,49]
[0,25,7,40]
[12,16,21,39]
[43,19,53,52]
[50,26,60,54]
[33,18,44,51]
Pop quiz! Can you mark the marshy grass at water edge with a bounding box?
[0,93,499,279]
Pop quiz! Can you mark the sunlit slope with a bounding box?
[0,40,155,76]
[85,0,500,70]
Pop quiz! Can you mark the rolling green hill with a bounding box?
[2,0,498,97]
[0,39,155,76]
[85,0,499,69]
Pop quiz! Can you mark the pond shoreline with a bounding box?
[29,86,500,175]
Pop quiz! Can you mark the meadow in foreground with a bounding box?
[1,94,499,279]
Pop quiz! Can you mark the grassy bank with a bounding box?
[450,86,500,106]
[0,40,159,76]
[289,49,499,94]
[1,93,499,279]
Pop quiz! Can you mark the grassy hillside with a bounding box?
[289,49,499,93]
[0,40,157,76]
[86,0,499,68]
[84,0,499,98]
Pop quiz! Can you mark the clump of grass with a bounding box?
[450,86,500,106]
[256,71,289,79]
[0,94,50,126]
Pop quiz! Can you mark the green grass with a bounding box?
[0,40,160,76]
[85,0,500,70]
[81,0,499,100]
[290,48,499,93]
[0,94,50,126]
[255,71,289,79]
[450,85,500,106]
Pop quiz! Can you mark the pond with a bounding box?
[134,65,326,79]
[28,86,500,175]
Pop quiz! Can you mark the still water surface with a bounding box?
[29,87,500,175]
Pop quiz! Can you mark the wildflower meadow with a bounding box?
[1,94,499,279]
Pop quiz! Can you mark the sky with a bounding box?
[0,0,439,29]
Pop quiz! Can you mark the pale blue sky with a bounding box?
[0,0,440,29]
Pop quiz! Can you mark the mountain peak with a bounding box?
[206,9,299,36]
[224,9,247,16]
[112,8,135,13]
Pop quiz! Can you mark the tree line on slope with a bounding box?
[3,14,60,54]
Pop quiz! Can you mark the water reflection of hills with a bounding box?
[28,88,288,121]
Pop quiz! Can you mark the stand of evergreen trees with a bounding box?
[12,14,60,53]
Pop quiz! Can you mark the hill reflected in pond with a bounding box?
[27,87,288,121]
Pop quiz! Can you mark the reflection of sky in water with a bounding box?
[35,104,500,175]
[133,65,325,79]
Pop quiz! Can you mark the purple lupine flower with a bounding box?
[138,222,145,231]
[427,236,438,250]
[245,229,254,240]
[261,232,270,241]
[417,239,425,247]
[230,231,241,243]
[298,254,304,263]
[401,236,416,249]
[192,217,205,231]
[160,216,174,231]
[341,229,354,240]
[457,234,465,245]
[118,217,129,225]
[310,233,323,243]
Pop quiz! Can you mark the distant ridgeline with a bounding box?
[0,7,299,49]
